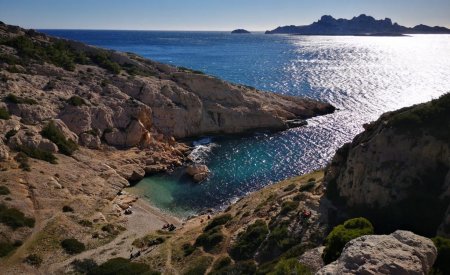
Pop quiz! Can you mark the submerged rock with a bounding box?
[317,230,437,275]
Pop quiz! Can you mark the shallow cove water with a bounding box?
[42,30,450,217]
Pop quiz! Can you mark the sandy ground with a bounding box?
[46,198,182,274]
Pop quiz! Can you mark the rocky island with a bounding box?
[231,29,251,34]
[266,14,450,35]
[0,20,449,275]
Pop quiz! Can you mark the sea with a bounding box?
[41,30,450,217]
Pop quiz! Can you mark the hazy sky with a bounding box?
[1,0,449,31]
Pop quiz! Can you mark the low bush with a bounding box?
[211,256,232,272]
[229,220,268,260]
[299,181,316,192]
[432,236,450,275]
[79,219,93,227]
[259,223,296,261]
[67,95,87,106]
[204,214,232,232]
[0,242,15,257]
[183,256,213,275]
[4,93,37,105]
[41,121,78,156]
[5,129,17,140]
[89,52,121,74]
[0,185,11,195]
[0,107,10,120]
[267,258,311,275]
[211,261,256,275]
[24,254,43,267]
[14,152,31,171]
[280,200,299,215]
[283,183,296,192]
[61,238,85,254]
[88,257,159,275]
[182,243,196,257]
[62,205,74,212]
[72,258,98,274]
[195,227,224,251]
[17,145,57,164]
[322,217,374,264]
[0,203,35,229]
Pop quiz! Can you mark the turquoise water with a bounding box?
[42,30,450,217]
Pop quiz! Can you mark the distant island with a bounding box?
[231,29,251,34]
[266,14,450,35]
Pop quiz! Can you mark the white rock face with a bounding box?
[317,230,437,275]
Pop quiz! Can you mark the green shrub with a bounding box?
[41,121,78,156]
[5,129,17,140]
[72,258,98,274]
[204,214,232,232]
[62,205,74,212]
[0,107,10,120]
[178,66,205,75]
[4,93,37,105]
[89,52,121,74]
[0,242,16,257]
[24,254,43,267]
[322,217,374,264]
[229,220,269,260]
[17,145,57,164]
[267,258,311,275]
[299,181,316,192]
[14,152,31,171]
[283,183,296,192]
[183,256,213,275]
[280,200,299,215]
[0,203,35,229]
[211,261,256,275]
[259,224,296,261]
[88,257,159,275]
[195,227,224,251]
[61,238,85,254]
[432,236,450,275]
[211,256,232,272]
[0,185,11,195]
[79,219,93,227]
[67,95,87,106]
[182,243,196,257]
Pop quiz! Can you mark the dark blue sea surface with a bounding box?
[41,30,450,217]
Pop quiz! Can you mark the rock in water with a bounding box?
[186,164,210,182]
[317,230,437,275]
[231,29,251,34]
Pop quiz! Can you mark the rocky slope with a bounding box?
[266,14,450,35]
[318,230,437,274]
[0,21,334,274]
[325,93,450,237]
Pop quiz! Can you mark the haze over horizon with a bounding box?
[0,0,449,31]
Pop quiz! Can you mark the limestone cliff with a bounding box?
[324,94,450,237]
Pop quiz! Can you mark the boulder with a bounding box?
[317,230,437,275]
[186,164,210,182]
[298,246,325,273]
[80,132,101,149]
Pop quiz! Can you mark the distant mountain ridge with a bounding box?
[266,14,450,35]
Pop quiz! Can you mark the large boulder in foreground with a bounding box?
[317,230,437,275]
[324,94,450,237]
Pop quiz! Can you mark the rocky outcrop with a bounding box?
[266,14,450,35]
[186,164,210,182]
[324,94,450,236]
[317,230,437,275]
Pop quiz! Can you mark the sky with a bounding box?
[0,0,449,31]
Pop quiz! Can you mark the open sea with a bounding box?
[41,30,450,217]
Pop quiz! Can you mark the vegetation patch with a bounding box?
[72,259,98,274]
[181,243,196,257]
[17,144,57,164]
[0,203,35,229]
[14,152,31,171]
[89,52,121,74]
[229,220,269,261]
[0,185,11,195]
[4,93,37,105]
[280,200,299,215]
[132,235,165,249]
[88,257,159,275]
[62,205,74,212]
[177,66,205,75]
[0,241,16,257]
[67,95,87,106]
[0,107,10,120]
[322,217,374,264]
[24,254,43,267]
[432,236,450,275]
[211,260,257,275]
[61,238,86,254]
[283,183,296,192]
[195,226,225,252]
[266,258,311,275]
[183,255,213,275]
[204,214,232,232]
[41,121,78,155]
[259,222,297,262]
